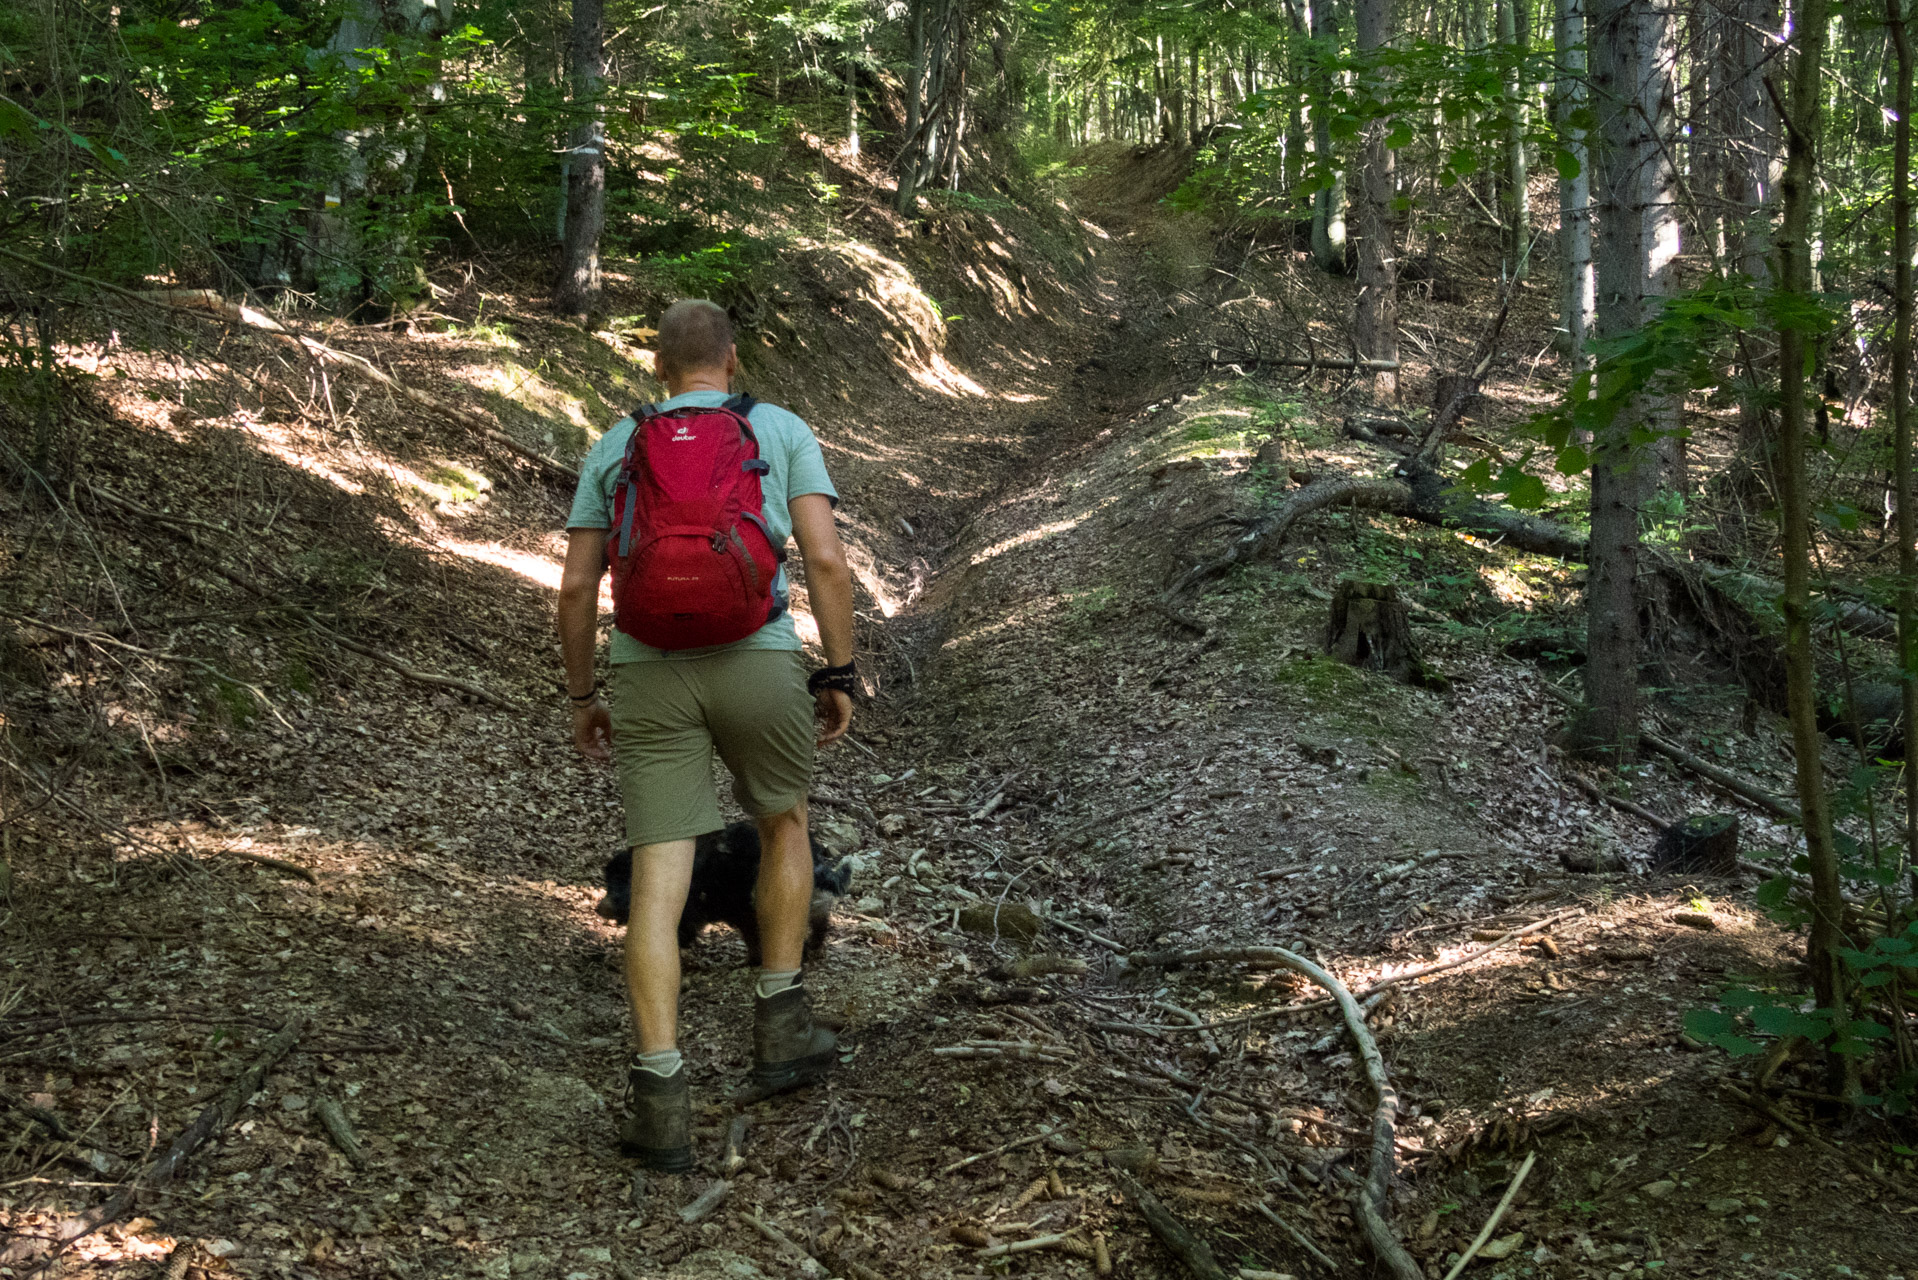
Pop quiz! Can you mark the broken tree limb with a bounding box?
[1721,1084,1918,1204]
[17,1013,308,1274]
[939,1127,1054,1175]
[314,1097,367,1170]
[1109,1169,1231,1280]
[1538,682,1802,824]
[1439,1150,1536,1280]
[1250,1200,1340,1273]
[223,850,319,884]
[309,623,524,712]
[1161,474,1412,621]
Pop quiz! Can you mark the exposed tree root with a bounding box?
[1123,944,1423,1280]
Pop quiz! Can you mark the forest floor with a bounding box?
[2,144,1915,1280]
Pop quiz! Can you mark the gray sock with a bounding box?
[633,1048,683,1078]
[755,969,802,999]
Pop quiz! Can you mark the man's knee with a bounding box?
[755,802,808,838]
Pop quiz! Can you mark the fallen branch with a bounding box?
[1161,475,1412,620]
[0,610,290,730]
[932,1044,1069,1064]
[19,1014,307,1275]
[1565,771,1672,830]
[1110,1168,1230,1280]
[939,1127,1054,1175]
[679,1180,731,1225]
[1722,1084,1918,1204]
[223,850,319,884]
[976,1231,1083,1259]
[1268,949,1422,1280]
[1251,1200,1340,1273]
[1639,731,1801,825]
[314,1097,367,1170]
[1041,912,1128,955]
[1538,683,1800,824]
[310,623,523,712]
[740,1212,828,1278]
[1439,1150,1535,1280]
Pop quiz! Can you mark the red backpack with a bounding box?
[608,394,785,650]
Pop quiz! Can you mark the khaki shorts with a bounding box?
[609,649,815,847]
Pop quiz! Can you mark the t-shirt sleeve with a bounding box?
[782,419,838,507]
[565,422,629,529]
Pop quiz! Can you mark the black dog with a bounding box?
[596,822,853,964]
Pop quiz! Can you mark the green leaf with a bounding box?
[1554,445,1590,475]
[1504,473,1548,509]
[1553,148,1582,181]
[1684,1009,1737,1039]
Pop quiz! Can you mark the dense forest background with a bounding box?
[5,0,1918,1275]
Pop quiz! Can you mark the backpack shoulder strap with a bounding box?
[723,393,757,415]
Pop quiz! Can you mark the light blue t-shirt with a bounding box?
[567,392,838,663]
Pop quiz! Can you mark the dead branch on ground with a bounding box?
[1121,945,1423,1279]
[1109,1168,1231,1280]
[16,1014,307,1275]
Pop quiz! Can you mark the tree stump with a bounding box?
[1323,579,1446,690]
[1649,814,1739,874]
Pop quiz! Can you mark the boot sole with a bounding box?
[750,1050,837,1095]
[620,1140,695,1173]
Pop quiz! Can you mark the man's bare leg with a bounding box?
[624,838,696,1052]
[752,802,813,975]
[747,800,836,1092]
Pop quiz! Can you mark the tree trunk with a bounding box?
[1555,0,1594,366]
[1573,0,1672,762]
[1775,0,1846,1021]
[896,0,929,213]
[1499,0,1531,277]
[1309,0,1348,272]
[1723,0,1784,475]
[1354,0,1398,396]
[303,0,445,315]
[555,0,607,318]
[1887,0,1918,898]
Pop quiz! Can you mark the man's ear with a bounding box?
[725,344,740,378]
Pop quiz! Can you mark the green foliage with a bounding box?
[1688,921,1918,1112]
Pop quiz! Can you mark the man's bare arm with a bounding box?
[558,528,613,760]
[789,493,854,743]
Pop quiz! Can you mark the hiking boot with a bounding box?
[752,983,837,1094]
[619,1063,694,1172]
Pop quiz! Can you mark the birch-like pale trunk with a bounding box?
[1309,0,1349,272]
[1555,0,1594,366]
[1353,0,1398,396]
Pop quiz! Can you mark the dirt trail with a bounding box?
[4,147,1912,1280]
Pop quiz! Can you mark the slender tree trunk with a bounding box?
[1775,0,1846,1019]
[897,0,929,213]
[1575,0,1668,761]
[1500,0,1531,276]
[1556,0,1594,365]
[1354,0,1399,396]
[556,0,606,317]
[1888,0,1918,901]
[1309,0,1348,272]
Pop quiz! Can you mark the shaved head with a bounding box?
[655,300,734,382]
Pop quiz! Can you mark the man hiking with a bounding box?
[557,299,857,1171]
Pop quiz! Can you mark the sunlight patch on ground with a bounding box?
[971,514,1089,566]
[454,361,596,442]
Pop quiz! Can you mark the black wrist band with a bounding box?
[807,661,858,697]
[568,684,600,705]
